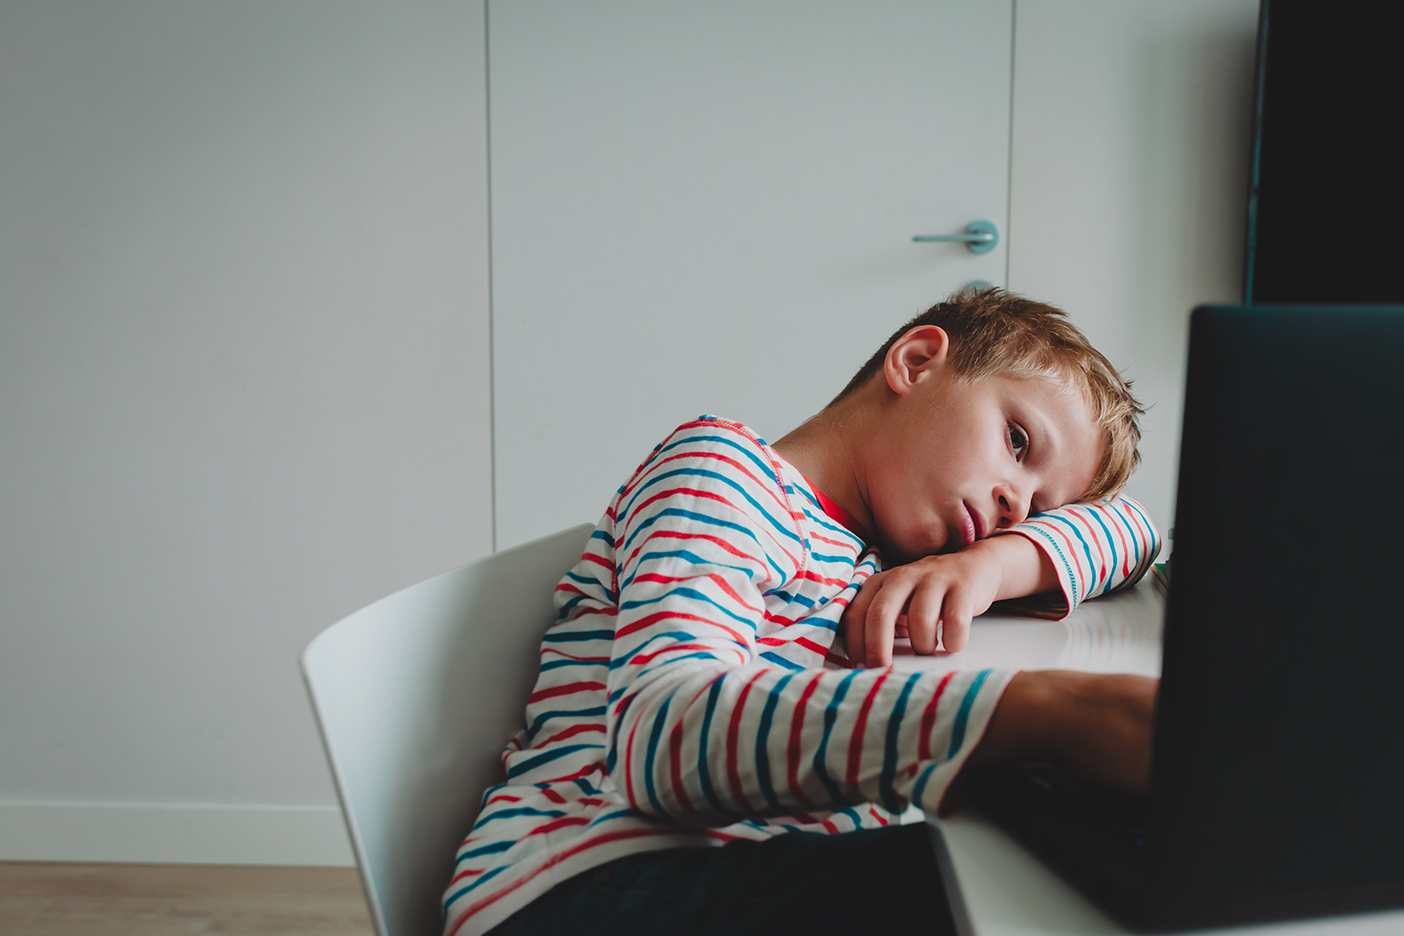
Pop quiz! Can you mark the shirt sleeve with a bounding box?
[1001,495,1161,619]
[603,428,1014,825]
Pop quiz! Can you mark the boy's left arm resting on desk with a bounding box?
[1003,495,1160,617]
[842,496,1161,668]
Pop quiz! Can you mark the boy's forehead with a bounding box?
[986,369,1090,415]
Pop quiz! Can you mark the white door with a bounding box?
[491,0,1014,548]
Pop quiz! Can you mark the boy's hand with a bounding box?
[954,670,1158,797]
[842,533,1058,668]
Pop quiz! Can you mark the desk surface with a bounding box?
[916,581,1404,936]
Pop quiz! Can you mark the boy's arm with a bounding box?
[1007,495,1161,613]
[844,496,1159,668]
[951,669,1157,808]
[604,423,1014,826]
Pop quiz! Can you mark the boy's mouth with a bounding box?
[959,501,982,546]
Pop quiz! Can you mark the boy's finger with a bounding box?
[863,580,910,668]
[863,614,896,668]
[904,581,944,656]
[842,584,876,666]
[842,614,864,668]
[842,579,874,630]
[939,591,975,653]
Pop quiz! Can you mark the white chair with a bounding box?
[301,524,596,936]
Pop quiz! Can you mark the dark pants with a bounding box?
[487,823,958,936]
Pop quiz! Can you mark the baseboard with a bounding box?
[0,800,355,866]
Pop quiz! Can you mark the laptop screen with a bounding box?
[1147,305,1404,929]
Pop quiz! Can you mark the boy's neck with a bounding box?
[771,394,878,543]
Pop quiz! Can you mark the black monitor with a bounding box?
[965,306,1404,932]
[1150,305,1404,928]
[1244,0,1404,304]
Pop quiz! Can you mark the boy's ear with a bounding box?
[883,325,951,396]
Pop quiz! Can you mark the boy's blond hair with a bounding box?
[833,288,1143,503]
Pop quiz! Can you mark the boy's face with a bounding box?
[867,357,1103,566]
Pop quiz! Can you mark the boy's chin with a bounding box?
[880,537,960,567]
[875,536,915,567]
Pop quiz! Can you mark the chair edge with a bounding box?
[299,649,392,936]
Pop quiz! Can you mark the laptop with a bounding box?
[965,305,1404,931]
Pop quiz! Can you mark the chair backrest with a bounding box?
[301,524,595,936]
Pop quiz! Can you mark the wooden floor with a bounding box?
[0,862,374,936]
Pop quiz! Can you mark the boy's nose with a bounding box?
[995,485,1030,528]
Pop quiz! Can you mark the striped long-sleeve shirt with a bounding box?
[443,417,1159,935]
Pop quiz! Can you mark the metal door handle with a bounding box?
[912,219,999,254]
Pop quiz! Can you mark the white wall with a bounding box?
[0,1,491,864]
[0,0,1258,866]
[1008,0,1261,533]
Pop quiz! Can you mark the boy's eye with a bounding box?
[1008,424,1029,459]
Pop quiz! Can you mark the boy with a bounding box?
[445,290,1161,936]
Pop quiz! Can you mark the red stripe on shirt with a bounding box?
[725,669,769,814]
[528,681,606,704]
[632,571,764,616]
[615,610,749,647]
[846,670,890,786]
[786,670,827,811]
[624,529,769,578]
[668,720,694,815]
[533,723,606,748]
[917,672,956,761]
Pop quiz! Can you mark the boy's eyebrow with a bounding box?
[1026,391,1104,508]
[1017,403,1059,466]
[1017,403,1076,510]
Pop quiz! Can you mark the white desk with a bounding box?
[910,581,1404,936]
